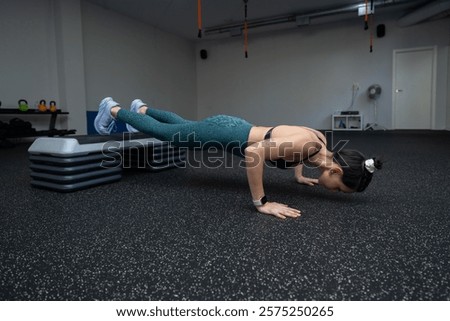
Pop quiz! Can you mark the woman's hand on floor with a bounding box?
[296,176,319,186]
[256,202,301,219]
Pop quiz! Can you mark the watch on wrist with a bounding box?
[253,195,268,207]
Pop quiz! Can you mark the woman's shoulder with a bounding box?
[300,127,327,145]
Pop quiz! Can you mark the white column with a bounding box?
[53,0,87,134]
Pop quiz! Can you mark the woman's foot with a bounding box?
[94,97,120,135]
[126,99,148,133]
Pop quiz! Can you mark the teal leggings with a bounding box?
[117,109,253,157]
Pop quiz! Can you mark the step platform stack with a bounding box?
[28,133,186,192]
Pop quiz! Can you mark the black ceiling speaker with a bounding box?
[377,24,386,38]
[200,49,208,60]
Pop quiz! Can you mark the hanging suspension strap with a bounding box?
[369,15,374,52]
[244,0,249,58]
[364,0,369,30]
[369,0,374,52]
[197,0,202,38]
[363,0,375,52]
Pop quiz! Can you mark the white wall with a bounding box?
[1,0,448,132]
[81,1,197,119]
[196,16,450,129]
[0,0,62,131]
[54,0,87,134]
[0,0,197,135]
[0,0,58,106]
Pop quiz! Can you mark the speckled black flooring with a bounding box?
[0,131,449,300]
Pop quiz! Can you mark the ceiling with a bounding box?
[85,0,449,40]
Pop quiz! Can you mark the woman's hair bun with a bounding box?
[373,157,383,170]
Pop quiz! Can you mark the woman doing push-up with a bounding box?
[95,97,382,219]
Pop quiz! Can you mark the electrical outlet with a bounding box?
[353,82,360,91]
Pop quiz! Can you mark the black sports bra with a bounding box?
[264,127,325,169]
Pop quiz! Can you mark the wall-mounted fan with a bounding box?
[365,84,386,130]
[368,84,382,99]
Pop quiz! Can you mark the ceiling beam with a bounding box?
[397,0,450,27]
[203,0,419,37]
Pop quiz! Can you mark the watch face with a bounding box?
[261,196,267,205]
[253,196,267,206]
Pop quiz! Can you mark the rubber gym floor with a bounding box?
[0,130,449,300]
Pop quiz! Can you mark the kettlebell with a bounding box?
[49,100,57,113]
[18,99,29,112]
[38,99,47,112]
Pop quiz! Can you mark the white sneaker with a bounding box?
[126,99,147,133]
[94,97,119,135]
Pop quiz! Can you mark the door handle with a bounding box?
[395,89,403,93]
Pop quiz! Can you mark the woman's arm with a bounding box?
[244,141,301,219]
[294,128,324,186]
[295,164,318,186]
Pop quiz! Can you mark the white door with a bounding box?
[393,47,436,129]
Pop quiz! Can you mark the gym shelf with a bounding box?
[331,114,363,131]
[0,108,76,146]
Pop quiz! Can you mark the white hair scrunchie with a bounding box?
[364,159,376,173]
